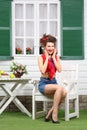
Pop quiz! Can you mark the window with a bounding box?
[12,0,59,56]
[0,0,84,60]
[0,0,12,60]
[61,0,84,60]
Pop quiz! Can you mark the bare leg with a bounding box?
[59,87,67,105]
[52,86,62,121]
[62,87,67,99]
[44,83,67,122]
[45,106,53,119]
[44,84,63,121]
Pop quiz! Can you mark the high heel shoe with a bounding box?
[51,113,60,124]
[44,111,52,122]
[45,117,50,122]
[52,119,60,124]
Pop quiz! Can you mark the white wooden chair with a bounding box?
[32,64,79,121]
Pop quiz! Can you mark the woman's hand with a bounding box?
[52,48,57,59]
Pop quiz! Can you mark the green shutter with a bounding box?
[0,0,12,60]
[61,0,84,60]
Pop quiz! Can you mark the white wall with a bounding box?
[77,0,87,95]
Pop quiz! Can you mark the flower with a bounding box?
[16,47,22,54]
[26,47,31,54]
[10,62,27,76]
[40,34,48,47]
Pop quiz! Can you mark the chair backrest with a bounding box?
[57,64,78,83]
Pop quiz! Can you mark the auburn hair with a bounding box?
[40,34,57,47]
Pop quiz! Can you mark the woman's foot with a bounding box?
[45,117,50,122]
[45,109,53,122]
[52,118,60,124]
[51,112,60,124]
[45,113,51,122]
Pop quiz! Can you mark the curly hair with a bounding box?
[40,34,57,47]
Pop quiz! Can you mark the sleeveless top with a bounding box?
[41,54,57,80]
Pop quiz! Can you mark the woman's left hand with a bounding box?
[52,49,57,59]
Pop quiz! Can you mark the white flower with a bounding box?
[10,62,27,74]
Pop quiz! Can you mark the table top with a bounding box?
[0,75,31,82]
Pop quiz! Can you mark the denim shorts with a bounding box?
[38,77,58,94]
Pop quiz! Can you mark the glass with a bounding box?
[39,22,47,36]
[26,39,34,54]
[49,22,57,36]
[26,21,34,36]
[26,4,34,19]
[15,21,24,36]
[39,4,47,19]
[15,39,24,54]
[49,4,57,19]
[15,4,23,19]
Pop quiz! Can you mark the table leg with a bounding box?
[0,96,8,107]
[13,98,31,117]
[0,96,14,114]
[0,80,32,117]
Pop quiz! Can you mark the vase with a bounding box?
[26,51,31,54]
[14,72,23,78]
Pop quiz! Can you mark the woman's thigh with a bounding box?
[38,77,58,94]
[44,84,62,94]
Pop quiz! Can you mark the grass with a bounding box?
[0,109,87,130]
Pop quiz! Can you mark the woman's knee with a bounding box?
[63,88,67,97]
[57,85,63,93]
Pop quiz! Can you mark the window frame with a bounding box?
[12,0,60,57]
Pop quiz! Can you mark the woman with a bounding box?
[38,34,67,123]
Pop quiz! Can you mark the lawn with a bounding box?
[0,109,87,130]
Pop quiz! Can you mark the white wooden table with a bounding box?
[0,76,31,117]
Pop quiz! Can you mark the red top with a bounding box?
[41,54,57,80]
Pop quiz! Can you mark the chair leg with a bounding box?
[65,96,69,121]
[65,96,79,121]
[32,94,35,120]
[43,101,47,113]
[75,96,79,118]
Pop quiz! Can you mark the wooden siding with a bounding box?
[0,57,87,96]
[0,0,87,96]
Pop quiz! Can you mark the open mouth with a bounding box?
[48,50,53,55]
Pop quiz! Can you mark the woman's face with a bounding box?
[45,42,55,55]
